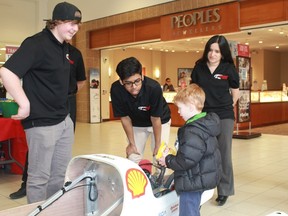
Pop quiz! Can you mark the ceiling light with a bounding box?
[245,42,249,45]
[186,39,191,42]
[196,50,200,53]
[268,29,273,32]
[149,47,153,50]
[279,31,284,34]
[185,50,189,53]
[171,50,175,53]
[259,40,263,44]
[275,45,280,49]
[0,47,6,51]
[165,49,169,52]
[141,46,145,49]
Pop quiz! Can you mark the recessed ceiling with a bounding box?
[1,24,288,65]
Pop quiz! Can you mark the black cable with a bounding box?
[88,180,98,201]
[36,205,42,212]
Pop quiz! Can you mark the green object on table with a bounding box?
[0,100,19,117]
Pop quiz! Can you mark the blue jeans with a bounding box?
[179,191,202,216]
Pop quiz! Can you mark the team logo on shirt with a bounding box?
[138,106,151,111]
[66,54,74,64]
[214,74,228,80]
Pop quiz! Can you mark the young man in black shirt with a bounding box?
[0,2,82,203]
[9,43,86,200]
[111,57,171,163]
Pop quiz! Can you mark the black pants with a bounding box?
[21,152,28,188]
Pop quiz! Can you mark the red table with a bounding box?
[0,117,28,174]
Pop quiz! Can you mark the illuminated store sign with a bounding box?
[161,2,239,41]
[171,8,221,28]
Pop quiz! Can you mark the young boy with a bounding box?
[158,84,222,216]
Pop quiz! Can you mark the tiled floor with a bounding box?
[0,121,288,215]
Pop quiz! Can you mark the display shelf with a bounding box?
[251,91,288,103]
[233,131,262,139]
[165,91,288,104]
[163,92,176,103]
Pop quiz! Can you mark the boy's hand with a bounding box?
[158,156,167,167]
[163,147,170,156]
[157,147,172,167]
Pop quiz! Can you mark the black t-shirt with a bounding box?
[111,76,171,127]
[3,28,70,129]
[191,62,239,119]
[68,44,86,95]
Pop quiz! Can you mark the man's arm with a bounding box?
[151,116,162,156]
[0,67,30,119]
[120,116,140,157]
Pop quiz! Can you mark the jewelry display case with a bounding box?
[251,91,288,103]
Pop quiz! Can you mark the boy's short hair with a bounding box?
[173,84,205,111]
[116,57,142,80]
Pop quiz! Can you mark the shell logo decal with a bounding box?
[126,168,148,199]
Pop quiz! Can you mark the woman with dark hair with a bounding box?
[191,35,240,206]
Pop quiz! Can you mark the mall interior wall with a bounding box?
[3,0,286,123]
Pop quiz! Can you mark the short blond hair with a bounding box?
[173,84,205,111]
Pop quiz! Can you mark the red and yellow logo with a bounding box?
[126,168,148,199]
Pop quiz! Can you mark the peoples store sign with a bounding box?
[161,2,240,41]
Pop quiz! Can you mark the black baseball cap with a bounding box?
[45,2,82,22]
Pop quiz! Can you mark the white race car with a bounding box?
[0,154,214,216]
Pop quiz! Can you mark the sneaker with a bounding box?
[9,187,26,199]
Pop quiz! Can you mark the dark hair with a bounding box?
[46,20,58,29]
[116,57,142,80]
[45,20,81,30]
[197,35,234,64]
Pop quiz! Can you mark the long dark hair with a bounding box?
[196,35,234,64]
